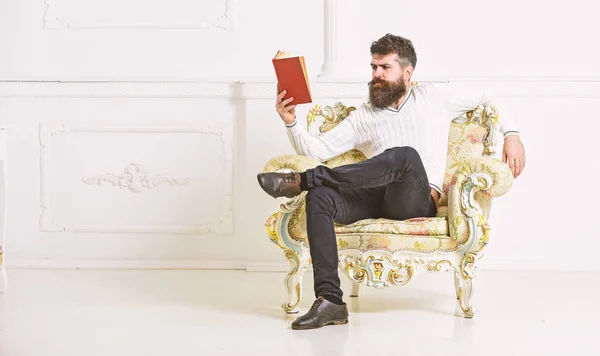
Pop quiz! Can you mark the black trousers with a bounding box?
[304,146,437,301]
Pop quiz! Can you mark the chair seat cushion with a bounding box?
[334,206,449,236]
[336,233,458,254]
[333,206,454,254]
[284,203,452,253]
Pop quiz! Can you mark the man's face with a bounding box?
[368,53,407,109]
[370,53,403,83]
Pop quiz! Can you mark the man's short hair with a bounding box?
[370,34,417,68]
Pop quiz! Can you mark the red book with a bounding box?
[272,50,312,105]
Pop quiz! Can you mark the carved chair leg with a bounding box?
[349,282,360,297]
[282,250,309,314]
[454,271,475,318]
[453,271,460,300]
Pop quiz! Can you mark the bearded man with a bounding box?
[257,33,526,330]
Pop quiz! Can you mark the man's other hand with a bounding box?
[502,135,526,179]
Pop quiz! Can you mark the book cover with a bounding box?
[272,50,312,105]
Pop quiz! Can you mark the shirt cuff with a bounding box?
[503,130,520,139]
[284,117,298,128]
[429,183,442,195]
[285,117,305,140]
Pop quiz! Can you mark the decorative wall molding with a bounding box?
[0,82,236,98]
[39,124,233,234]
[3,79,600,99]
[43,0,237,30]
[82,163,190,193]
[241,82,370,99]
[318,0,360,78]
[242,79,600,99]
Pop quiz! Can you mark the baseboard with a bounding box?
[6,258,600,273]
[244,263,290,272]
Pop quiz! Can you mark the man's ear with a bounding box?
[404,65,414,79]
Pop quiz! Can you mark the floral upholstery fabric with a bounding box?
[439,117,490,206]
[282,207,459,254]
[334,216,448,236]
[436,206,448,218]
[324,150,366,168]
[286,201,454,250]
[337,233,459,254]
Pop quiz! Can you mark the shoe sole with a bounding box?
[291,318,348,330]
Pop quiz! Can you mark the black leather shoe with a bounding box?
[257,172,302,198]
[291,297,349,330]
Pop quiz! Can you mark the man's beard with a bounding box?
[368,77,407,109]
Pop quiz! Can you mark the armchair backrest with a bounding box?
[304,90,498,207]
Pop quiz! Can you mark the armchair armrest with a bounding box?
[262,154,322,213]
[262,154,321,174]
[447,156,513,248]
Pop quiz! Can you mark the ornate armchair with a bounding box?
[262,91,513,318]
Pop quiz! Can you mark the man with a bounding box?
[257,34,526,330]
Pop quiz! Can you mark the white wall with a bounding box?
[0,0,324,81]
[0,0,598,271]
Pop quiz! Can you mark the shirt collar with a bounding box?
[384,86,413,113]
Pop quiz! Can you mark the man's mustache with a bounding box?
[369,78,390,87]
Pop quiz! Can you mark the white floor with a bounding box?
[0,268,599,356]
